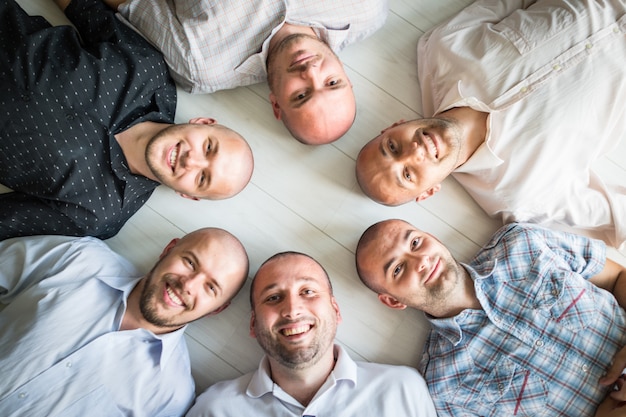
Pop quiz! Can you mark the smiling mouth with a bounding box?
[425,259,441,284]
[281,324,312,337]
[168,144,179,172]
[165,284,185,307]
[290,53,320,68]
[423,131,439,159]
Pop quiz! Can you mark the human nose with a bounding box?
[180,273,203,293]
[299,60,321,79]
[281,294,303,319]
[182,151,208,169]
[414,254,430,274]
[402,141,424,162]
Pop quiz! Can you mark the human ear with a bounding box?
[416,184,441,202]
[159,238,180,259]
[188,117,217,125]
[207,302,230,317]
[269,93,281,120]
[380,119,406,134]
[378,294,407,310]
[249,311,257,338]
[177,192,200,201]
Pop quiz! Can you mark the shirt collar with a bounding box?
[246,344,356,399]
[436,83,503,173]
[96,274,188,370]
[235,22,350,78]
[426,261,498,345]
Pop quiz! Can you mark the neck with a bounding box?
[269,22,317,55]
[429,265,482,318]
[437,106,488,168]
[268,346,336,406]
[114,121,170,181]
[120,278,181,335]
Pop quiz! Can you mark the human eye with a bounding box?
[392,263,403,278]
[410,237,420,250]
[184,257,195,269]
[301,288,316,297]
[206,283,217,294]
[327,78,341,87]
[387,139,398,154]
[265,294,281,304]
[403,167,412,181]
[206,140,212,154]
[198,171,207,187]
[296,91,307,100]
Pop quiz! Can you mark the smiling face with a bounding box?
[138,228,249,332]
[145,119,253,200]
[250,253,341,370]
[356,118,464,205]
[356,219,465,316]
[267,34,355,145]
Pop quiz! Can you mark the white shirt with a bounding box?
[117,0,388,93]
[418,0,626,250]
[0,235,195,417]
[185,344,437,416]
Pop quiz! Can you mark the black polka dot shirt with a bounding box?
[0,0,177,240]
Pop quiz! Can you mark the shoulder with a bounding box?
[356,361,428,388]
[186,372,256,416]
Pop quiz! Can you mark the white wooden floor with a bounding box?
[13,0,626,394]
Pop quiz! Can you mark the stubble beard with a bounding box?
[144,124,184,186]
[139,267,186,330]
[254,316,336,370]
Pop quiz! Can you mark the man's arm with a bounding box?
[591,259,626,406]
[588,259,626,308]
[0,193,114,240]
[0,234,85,304]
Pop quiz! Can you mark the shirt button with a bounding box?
[18,392,27,399]
[66,361,72,368]
[582,364,589,372]
[66,114,75,120]
[586,43,593,49]
[520,86,528,93]
[535,340,544,347]
[21,94,30,102]
[498,383,505,391]
[552,64,561,71]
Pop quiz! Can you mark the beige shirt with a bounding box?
[418,0,626,250]
[118,0,388,93]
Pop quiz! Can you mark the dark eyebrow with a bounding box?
[382,229,413,277]
[257,276,319,297]
[378,138,388,158]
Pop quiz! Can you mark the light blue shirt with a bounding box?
[0,235,195,417]
[186,344,437,416]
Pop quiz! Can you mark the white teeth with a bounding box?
[169,146,178,170]
[166,286,184,306]
[282,325,310,336]
[427,137,437,158]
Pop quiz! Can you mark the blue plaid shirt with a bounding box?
[420,223,626,416]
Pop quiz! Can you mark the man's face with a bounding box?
[267,34,355,145]
[356,118,464,205]
[357,220,464,315]
[145,119,253,200]
[250,254,341,370]
[139,230,246,330]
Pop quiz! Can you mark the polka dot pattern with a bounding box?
[0,0,177,240]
